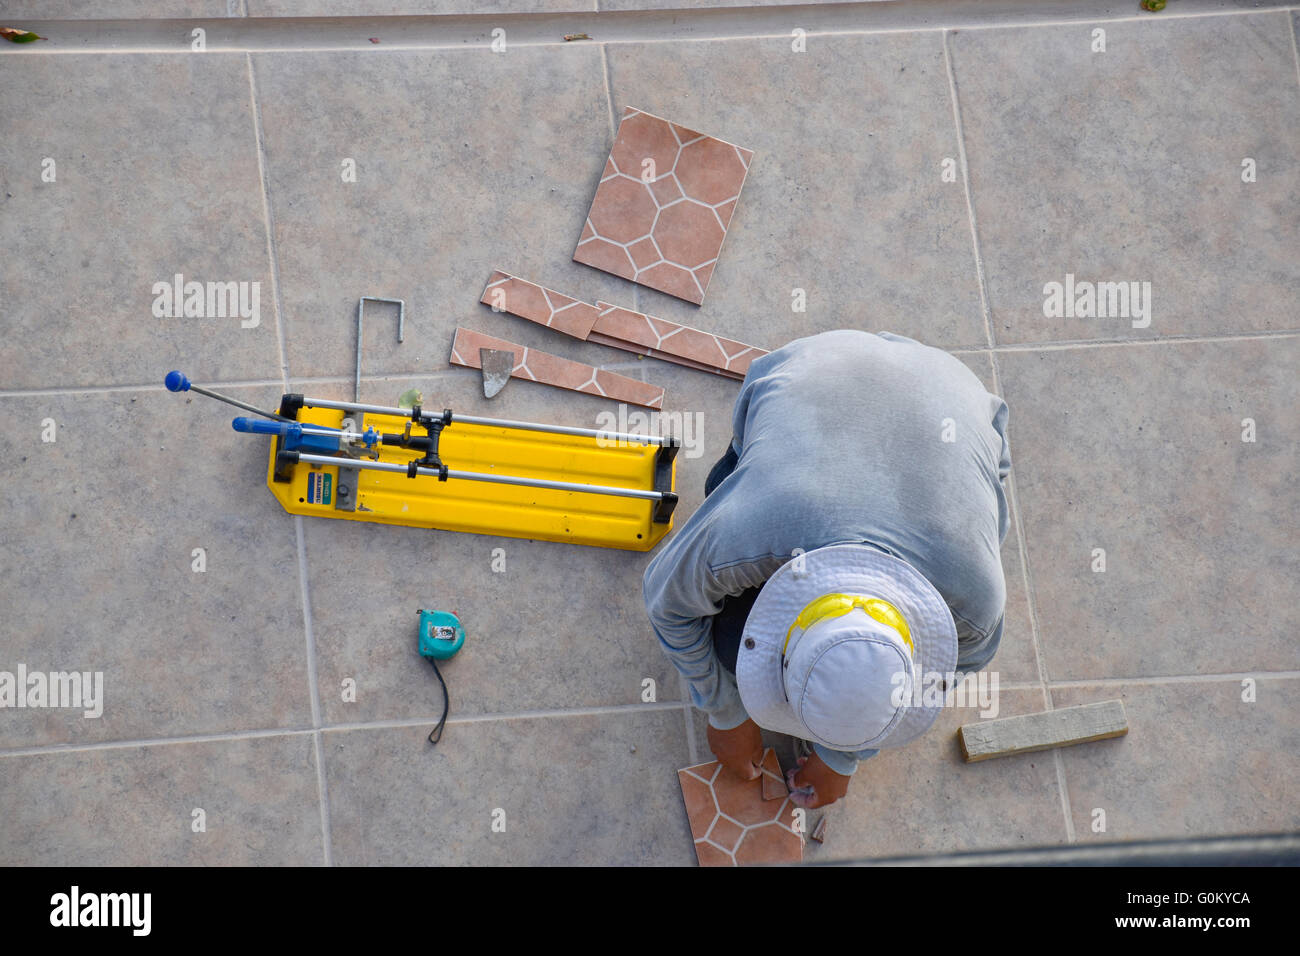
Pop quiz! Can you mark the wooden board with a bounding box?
[958,699,1128,763]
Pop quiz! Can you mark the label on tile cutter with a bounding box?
[307,472,332,505]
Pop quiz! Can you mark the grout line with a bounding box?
[1290,6,1300,90]
[4,672,1292,759]
[294,514,332,867]
[943,29,994,350]
[0,726,317,759]
[1003,469,1052,695]
[6,331,1294,400]
[1053,749,1076,842]
[599,42,617,142]
[0,701,693,759]
[986,330,1300,353]
[256,37,328,863]
[246,52,289,392]
[984,335,1062,836]
[1049,671,1300,687]
[322,701,688,732]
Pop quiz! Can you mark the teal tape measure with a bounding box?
[417,610,464,746]
[418,609,466,660]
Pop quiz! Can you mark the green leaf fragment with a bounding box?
[1,28,45,42]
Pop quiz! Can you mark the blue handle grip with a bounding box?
[165,371,190,392]
[233,417,295,436]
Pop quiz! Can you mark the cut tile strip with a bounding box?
[449,328,665,410]
[594,302,766,379]
[480,270,601,340]
[480,271,767,380]
[677,747,803,867]
[958,699,1129,763]
[574,106,754,305]
[584,330,730,377]
[759,748,788,802]
[810,815,827,844]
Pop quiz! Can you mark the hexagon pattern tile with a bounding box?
[480,270,768,379]
[592,301,765,379]
[480,270,602,340]
[677,748,804,866]
[575,107,754,305]
[449,327,666,409]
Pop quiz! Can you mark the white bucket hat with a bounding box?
[736,543,957,751]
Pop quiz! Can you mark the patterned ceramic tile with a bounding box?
[677,747,803,866]
[585,330,731,376]
[449,328,665,409]
[574,107,753,305]
[479,271,767,378]
[593,301,766,379]
[480,270,601,340]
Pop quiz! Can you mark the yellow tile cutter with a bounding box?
[165,371,678,551]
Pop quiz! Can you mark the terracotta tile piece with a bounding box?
[676,747,804,867]
[478,272,767,380]
[480,270,601,340]
[705,815,746,854]
[760,749,788,802]
[594,302,767,378]
[449,327,665,409]
[585,330,730,377]
[575,107,754,305]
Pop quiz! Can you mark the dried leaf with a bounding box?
[1,27,46,42]
[563,33,591,42]
[398,388,423,409]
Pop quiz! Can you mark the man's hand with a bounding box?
[706,718,763,780]
[786,752,851,809]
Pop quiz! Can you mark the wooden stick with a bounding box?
[958,699,1128,763]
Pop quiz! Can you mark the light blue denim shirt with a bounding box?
[643,330,1011,776]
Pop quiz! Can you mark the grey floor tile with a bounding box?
[0,734,324,866]
[296,373,682,724]
[1054,680,1300,841]
[0,54,280,389]
[997,339,1299,680]
[0,388,313,746]
[324,709,695,865]
[600,0,865,7]
[951,14,1300,344]
[252,47,635,383]
[250,0,591,13]
[794,688,1064,859]
[606,33,988,349]
[0,1,229,16]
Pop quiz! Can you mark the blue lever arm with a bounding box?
[232,416,343,454]
[232,416,298,437]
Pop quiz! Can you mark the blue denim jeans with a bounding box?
[704,442,759,676]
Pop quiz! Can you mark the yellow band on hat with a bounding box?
[782,593,913,657]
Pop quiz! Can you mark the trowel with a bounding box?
[479,348,514,399]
